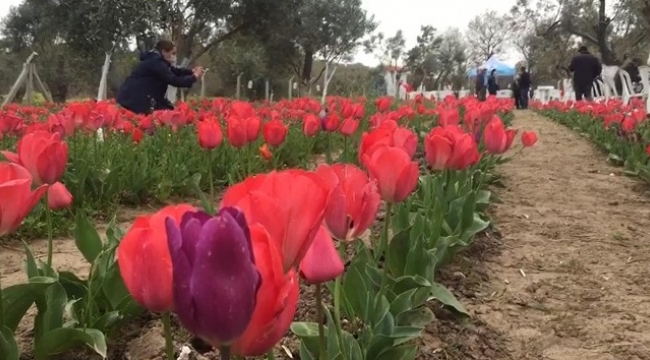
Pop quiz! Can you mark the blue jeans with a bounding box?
[520,88,529,109]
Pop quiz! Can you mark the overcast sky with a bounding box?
[0,0,519,65]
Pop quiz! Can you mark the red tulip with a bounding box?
[117,204,195,312]
[47,181,73,210]
[221,170,329,272]
[2,130,68,185]
[0,162,47,236]
[323,113,341,132]
[299,225,344,283]
[315,163,380,241]
[447,131,481,170]
[358,123,417,165]
[245,117,261,142]
[521,131,538,147]
[364,146,419,203]
[375,97,392,112]
[425,126,480,170]
[259,144,272,160]
[483,116,517,154]
[262,119,288,147]
[132,128,144,143]
[226,117,248,148]
[231,224,299,356]
[424,128,453,170]
[197,119,223,150]
[339,118,359,137]
[302,114,320,137]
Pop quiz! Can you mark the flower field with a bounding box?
[532,98,650,183]
[0,95,539,360]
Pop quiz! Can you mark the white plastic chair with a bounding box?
[560,79,575,103]
[619,69,646,104]
[592,78,606,101]
[600,65,619,100]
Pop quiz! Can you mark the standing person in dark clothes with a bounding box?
[568,45,602,101]
[511,79,521,109]
[517,66,531,109]
[487,69,498,96]
[117,40,203,115]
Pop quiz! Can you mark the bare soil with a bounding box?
[457,110,650,360]
[3,110,649,359]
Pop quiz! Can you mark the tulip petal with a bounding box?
[188,211,260,344]
[1,151,20,164]
[166,217,194,316]
[299,226,344,284]
[178,211,212,265]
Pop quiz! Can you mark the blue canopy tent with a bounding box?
[467,56,516,77]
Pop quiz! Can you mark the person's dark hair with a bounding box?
[578,45,588,53]
[155,40,175,53]
[520,66,526,71]
[491,69,496,75]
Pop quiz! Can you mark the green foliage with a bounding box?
[1,216,141,359]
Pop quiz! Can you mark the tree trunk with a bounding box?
[301,49,314,85]
[50,55,68,102]
[596,0,618,65]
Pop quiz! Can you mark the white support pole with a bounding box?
[236,73,244,99]
[97,52,112,101]
[288,76,294,99]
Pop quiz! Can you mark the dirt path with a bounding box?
[476,110,650,360]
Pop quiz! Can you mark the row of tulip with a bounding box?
[0,95,536,360]
[532,98,650,183]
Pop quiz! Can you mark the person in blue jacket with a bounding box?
[117,40,203,114]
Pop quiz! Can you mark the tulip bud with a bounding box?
[47,181,73,210]
[165,208,261,347]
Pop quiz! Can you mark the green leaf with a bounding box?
[386,229,411,277]
[460,213,490,243]
[396,307,435,327]
[33,328,107,360]
[2,278,57,332]
[73,211,103,263]
[190,173,214,214]
[0,326,19,360]
[33,282,67,341]
[21,241,39,278]
[290,322,322,356]
[428,282,468,317]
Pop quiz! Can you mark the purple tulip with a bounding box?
[165,207,261,347]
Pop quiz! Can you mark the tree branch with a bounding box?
[189,23,248,63]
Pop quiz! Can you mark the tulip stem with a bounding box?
[315,283,326,358]
[326,134,332,164]
[342,137,348,162]
[266,350,275,360]
[162,312,175,360]
[376,203,393,263]
[207,150,215,203]
[45,195,54,269]
[219,345,231,360]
